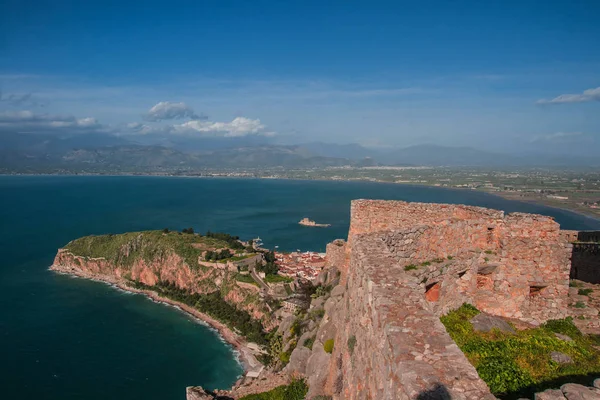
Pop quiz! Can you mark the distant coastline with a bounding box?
[3,172,599,222]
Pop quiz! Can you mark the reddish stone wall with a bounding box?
[349,199,504,238]
[347,200,572,324]
[325,239,347,271]
[327,233,494,399]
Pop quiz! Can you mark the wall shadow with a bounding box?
[569,231,600,284]
[416,384,452,400]
[496,373,599,400]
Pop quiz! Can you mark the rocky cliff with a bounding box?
[51,231,272,327]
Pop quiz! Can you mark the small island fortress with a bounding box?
[51,200,600,400]
[298,217,331,227]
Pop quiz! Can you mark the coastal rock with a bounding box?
[186,386,213,400]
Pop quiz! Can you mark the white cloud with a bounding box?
[0,110,109,134]
[173,117,273,137]
[537,87,600,104]
[145,101,204,121]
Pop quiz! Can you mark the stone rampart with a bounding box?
[348,200,572,324]
[325,239,347,271]
[328,232,494,399]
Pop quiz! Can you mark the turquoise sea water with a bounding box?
[1,176,599,400]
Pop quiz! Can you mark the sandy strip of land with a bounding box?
[49,264,264,379]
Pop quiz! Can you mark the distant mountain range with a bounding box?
[0,132,597,172]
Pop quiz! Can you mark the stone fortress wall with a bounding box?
[348,200,572,323]
[317,200,580,399]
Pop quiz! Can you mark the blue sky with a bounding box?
[1,0,599,154]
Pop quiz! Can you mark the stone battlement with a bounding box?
[317,200,577,399]
[341,199,572,323]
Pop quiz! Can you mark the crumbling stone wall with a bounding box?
[349,200,572,324]
[325,239,347,271]
[327,232,494,400]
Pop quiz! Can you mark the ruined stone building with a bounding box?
[314,200,588,400]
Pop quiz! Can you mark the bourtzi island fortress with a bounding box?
[51,200,600,400]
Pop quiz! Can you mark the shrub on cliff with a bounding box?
[324,338,335,354]
[238,379,308,400]
[441,304,600,397]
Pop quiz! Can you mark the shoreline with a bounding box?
[4,172,599,222]
[49,264,264,383]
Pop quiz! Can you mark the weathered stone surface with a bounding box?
[285,346,312,375]
[323,231,494,400]
[307,200,583,400]
[330,285,345,298]
[277,315,295,338]
[561,383,600,400]
[535,389,567,400]
[554,333,574,342]
[348,199,572,324]
[470,313,516,334]
[594,378,600,389]
[305,346,332,400]
[550,351,573,364]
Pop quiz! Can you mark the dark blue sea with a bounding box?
[1,176,599,400]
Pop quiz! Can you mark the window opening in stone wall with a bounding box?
[487,226,495,244]
[425,282,440,302]
[529,285,547,297]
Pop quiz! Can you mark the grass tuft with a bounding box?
[441,304,600,397]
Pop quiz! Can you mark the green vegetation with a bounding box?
[129,280,267,345]
[324,338,335,354]
[283,283,293,295]
[570,281,583,288]
[575,301,586,308]
[433,258,445,263]
[181,227,195,234]
[303,336,315,350]
[485,250,495,255]
[578,288,593,296]
[238,379,308,400]
[279,351,291,365]
[441,304,600,397]
[420,261,431,267]
[204,248,233,261]
[64,230,233,271]
[256,251,279,275]
[447,255,454,260]
[311,284,332,298]
[235,273,258,286]
[404,264,418,271]
[264,274,293,283]
[205,231,245,250]
[348,335,357,355]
